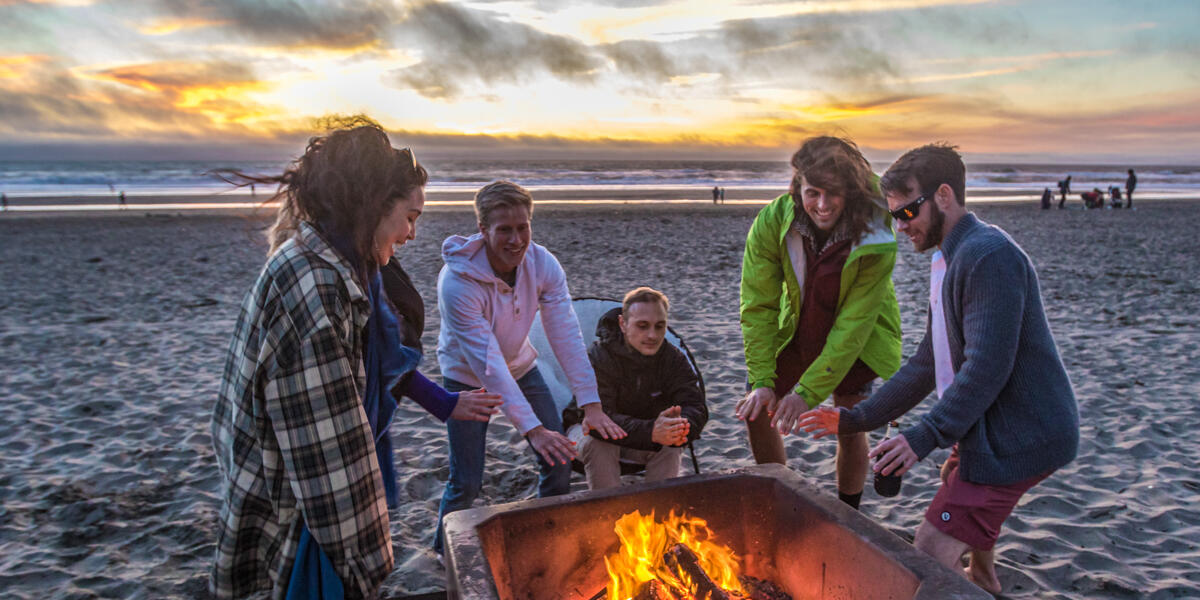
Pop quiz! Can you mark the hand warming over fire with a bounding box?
[526,425,576,465]
[651,405,690,447]
[769,391,809,434]
[735,387,777,421]
[582,402,628,440]
[795,406,840,439]
[449,388,503,422]
[870,433,918,477]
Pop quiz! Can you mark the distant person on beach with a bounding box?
[1,193,6,212]
[575,287,708,490]
[1110,186,1123,209]
[720,187,726,203]
[1082,188,1102,209]
[1040,187,1053,210]
[1126,169,1137,209]
[737,135,902,510]
[250,183,256,197]
[712,185,720,204]
[210,122,501,600]
[433,180,626,552]
[1057,175,1071,209]
[118,190,126,209]
[797,143,1079,595]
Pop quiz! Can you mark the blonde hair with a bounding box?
[475,180,533,227]
[622,286,670,315]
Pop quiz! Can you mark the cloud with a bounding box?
[0,58,288,141]
[90,60,258,93]
[136,16,229,36]
[600,39,687,81]
[149,0,403,50]
[389,1,602,98]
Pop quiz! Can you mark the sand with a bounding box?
[1,198,1198,599]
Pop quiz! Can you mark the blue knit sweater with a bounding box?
[840,213,1079,485]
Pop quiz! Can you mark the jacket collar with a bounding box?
[297,221,367,309]
[940,212,980,263]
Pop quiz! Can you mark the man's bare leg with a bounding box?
[746,412,787,465]
[966,548,1001,594]
[833,392,868,498]
[914,521,1001,595]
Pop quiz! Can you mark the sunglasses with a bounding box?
[890,194,928,221]
[400,147,417,170]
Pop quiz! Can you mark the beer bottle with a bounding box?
[873,421,903,497]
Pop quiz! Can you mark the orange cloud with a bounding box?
[0,54,52,79]
[78,60,279,127]
[88,60,257,93]
[137,16,229,35]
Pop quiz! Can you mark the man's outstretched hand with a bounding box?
[735,387,777,422]
[794,405,841,439]
[526,425,576,466]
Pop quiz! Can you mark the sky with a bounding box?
[1,0,1198,163]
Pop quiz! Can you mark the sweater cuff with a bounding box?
[900,422,937,461]
[837,406,868,434]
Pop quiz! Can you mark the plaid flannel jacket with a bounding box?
[211,222,391,600]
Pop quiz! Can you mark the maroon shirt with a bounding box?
[772,231,877,399]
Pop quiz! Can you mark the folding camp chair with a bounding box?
[526,297,703,475]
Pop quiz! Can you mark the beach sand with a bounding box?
[1,198,1198,599]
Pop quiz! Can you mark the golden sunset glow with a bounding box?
[0,0,1197,161]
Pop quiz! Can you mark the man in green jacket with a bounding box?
[737,136,902,509]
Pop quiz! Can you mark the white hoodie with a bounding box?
[436,233,600,434]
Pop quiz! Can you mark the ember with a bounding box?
[602,510,791,600]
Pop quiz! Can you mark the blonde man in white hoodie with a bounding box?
[433,180,626,553]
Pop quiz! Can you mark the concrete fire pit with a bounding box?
[442,464,989,600]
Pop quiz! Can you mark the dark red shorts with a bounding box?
[925,448,1051,551]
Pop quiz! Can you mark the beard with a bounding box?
[915,202,945,252]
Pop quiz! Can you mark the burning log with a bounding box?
[738,576,792,600]
[632,580,677,600]
[593,544,793,600]
[663,543,735,600]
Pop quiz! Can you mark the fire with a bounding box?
[604,509,744,599]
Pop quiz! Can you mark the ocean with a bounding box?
[1,159,1197,204]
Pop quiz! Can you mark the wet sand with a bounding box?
[1,198,1198,599]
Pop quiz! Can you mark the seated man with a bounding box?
[579,287,708,490]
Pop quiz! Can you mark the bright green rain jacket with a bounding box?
[740,193,903,408]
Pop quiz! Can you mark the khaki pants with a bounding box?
[579,436,682,490]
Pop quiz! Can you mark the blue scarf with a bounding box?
[287,228,421,600]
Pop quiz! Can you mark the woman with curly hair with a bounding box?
[210,120,501,599]
[736,136,902,510]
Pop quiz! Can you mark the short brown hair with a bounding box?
[789,136,883,242]
[880,143,966,206]
[622,286,669,315]
[475,180,533,227]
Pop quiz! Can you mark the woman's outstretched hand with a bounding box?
[794,406,840,439]
[450,388,502,422]
[582,403,627,440]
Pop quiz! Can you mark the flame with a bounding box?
[604,509,743,599]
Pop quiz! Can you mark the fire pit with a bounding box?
[442,464,989,599]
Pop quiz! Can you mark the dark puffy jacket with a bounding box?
[586,307,707,451]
